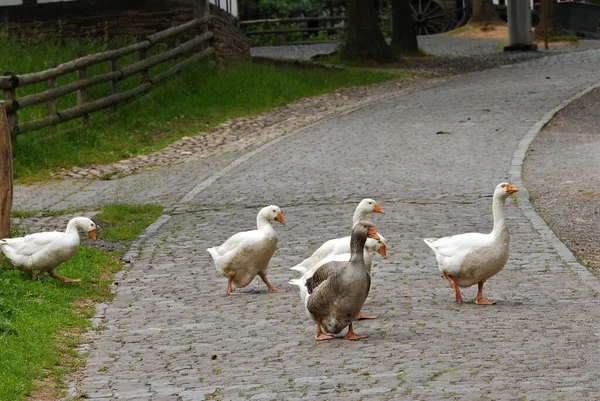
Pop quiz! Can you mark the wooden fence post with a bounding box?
[109,58,118,111]
[76,51,89,125]
[139,48,149,85]
[0,101,13,240]
[3,72,17,141]
[193,0,210,19]
[47,61,57,134]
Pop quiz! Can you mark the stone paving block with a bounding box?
[42,48,600,400]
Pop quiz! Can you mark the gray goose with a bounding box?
[290,221,379,341]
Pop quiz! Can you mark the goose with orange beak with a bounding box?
[208,205,287,295]
[290,198,384,273]
[424,182,518,305]
[293,233,388,320]
[0,217,97,283]
[290,221,379,341]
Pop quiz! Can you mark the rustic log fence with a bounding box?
[0,16,215,140]
[239,16,346,46]
[0,101,12,239]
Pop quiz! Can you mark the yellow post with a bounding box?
[543,0,549,50]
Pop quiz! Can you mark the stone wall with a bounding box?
[209,6,250,64]
[1,0,249,63]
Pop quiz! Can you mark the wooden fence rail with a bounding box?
[1,16,214,139]
[239,16,346,45]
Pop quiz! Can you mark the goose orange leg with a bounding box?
[258,272,288,293]
[474,281,496,305]
[48,269,80,283]
[226,276,242,295]
[443,272,462,303]
[357,311,378,320]
[344,323,368,341]
[315,318,334,341]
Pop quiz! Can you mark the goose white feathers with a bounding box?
[290,221,379,341]
[290,198,383,272]
[423,182,518,305]
[207,205,286,295]
[294,234,388,277]
[0,217,97,283]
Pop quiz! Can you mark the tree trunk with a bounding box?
[469,0,501,24]
[0,101,12,240]
[533,0,562,40]
[341,0,394,63]
[390,0,419,55]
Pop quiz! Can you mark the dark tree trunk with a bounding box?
[390,0,419,55]
[341,0,394,63]
[469,0,501,24]
[534,0,562,40]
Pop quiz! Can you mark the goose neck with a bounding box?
[349,233,367,265]
[256,214,274,232]
[490,194,508,237]
[65,218,82,235]
[352,209,368,227]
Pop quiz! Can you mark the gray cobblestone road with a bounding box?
[34,48,600,400]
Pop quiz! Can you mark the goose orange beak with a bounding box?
[378,244,388,259]
[367,227,380,240]
[88,230,97,240]
[275,212,285,225]
[506,184,519,195]
[373,204,384,214]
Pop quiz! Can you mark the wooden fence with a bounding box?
[239,16,346,45]
[0,16,215,140]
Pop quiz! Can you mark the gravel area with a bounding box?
[524,86,600,272]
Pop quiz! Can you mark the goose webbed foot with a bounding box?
[357,312,378,320]
[48,270,80,283]
[315,318,335,341]
[474,281,496,305]
[343,323,368,341]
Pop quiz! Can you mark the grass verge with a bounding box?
[0,203,163,401]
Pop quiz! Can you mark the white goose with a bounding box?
[423,182,518,305]
[0,217,97,283]
[290,198,383,272]
[207,205,286,295]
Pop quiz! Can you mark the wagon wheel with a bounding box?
[410,0,448,35]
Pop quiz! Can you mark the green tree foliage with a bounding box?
[239,0,345,20]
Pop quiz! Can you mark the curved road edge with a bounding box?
[509,80,600,295]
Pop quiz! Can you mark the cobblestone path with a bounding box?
[50,50,600,400]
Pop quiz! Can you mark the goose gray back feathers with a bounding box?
[305,221,374,334]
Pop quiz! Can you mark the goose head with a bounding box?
[365,233,388,258]
[72,217,97,240]
[354,220,380,241]
[357,198,384,215]
[375,233,388,259]
[495,182,519,200]
[260,205,285,225]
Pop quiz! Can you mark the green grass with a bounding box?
[12,62,403,181]
[94,203,163,241]
[2,30,407,182]
[0,203,162,400]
